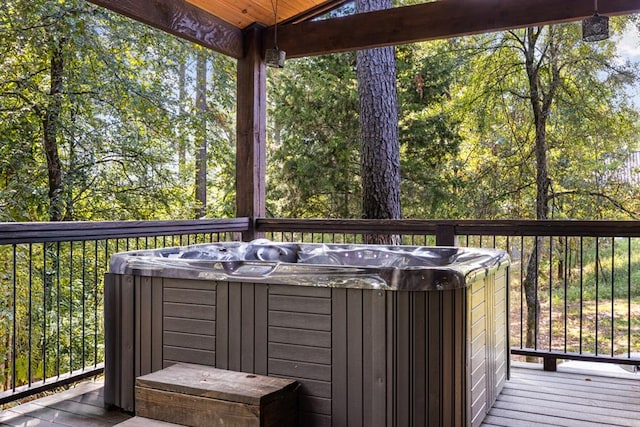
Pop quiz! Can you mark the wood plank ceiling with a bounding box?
[184,0,348,28]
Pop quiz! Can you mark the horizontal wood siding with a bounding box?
[268,285,332,426]
[162,279,216,368]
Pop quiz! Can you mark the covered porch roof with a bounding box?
[87,0,640,59]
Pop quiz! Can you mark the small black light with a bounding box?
[582,0,609,42]
[266,0,286,68]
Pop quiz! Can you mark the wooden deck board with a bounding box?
[482,364,640,427]
[0,380,130,427]
[1,364,638,426]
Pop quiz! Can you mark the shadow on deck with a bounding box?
[1,363,639,426]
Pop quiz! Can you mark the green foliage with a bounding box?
[451,20,640,220]
[267,53,361,218]
[396,42,462,217]
[0,0,236,222]
[267,42,463,219]
[0,0,238,392]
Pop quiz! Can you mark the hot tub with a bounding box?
[104,240,509,427]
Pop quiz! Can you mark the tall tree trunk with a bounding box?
[194,51,207,218]
[356,0,401,245]
[43,38,65,222]
[521,27,560,353]
[178,57,187,177]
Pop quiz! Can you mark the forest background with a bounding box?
[1,0,639,224]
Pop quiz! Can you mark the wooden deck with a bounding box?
[1,363,639,426]
[482,362,640,427]
[0,380,130,426]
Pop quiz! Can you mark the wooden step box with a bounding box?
[135,363,298,427]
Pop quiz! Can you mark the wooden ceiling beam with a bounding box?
[87,0,243,59]
[272,0,640,58]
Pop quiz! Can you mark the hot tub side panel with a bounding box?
[105,269,507,426]
[104,274,165,412]
[467,267,509,427]
[383,289,468,427]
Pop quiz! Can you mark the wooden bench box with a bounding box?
[135,363,297,427]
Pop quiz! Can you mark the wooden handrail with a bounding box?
[0,218,250,244]
[256,218,640,238]
[1,217,638,245]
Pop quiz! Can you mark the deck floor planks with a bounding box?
[1,364,639,426]
[512,368,640,391]
[0,380,130,427]
[482,364,640,427]
[500,387,639,412]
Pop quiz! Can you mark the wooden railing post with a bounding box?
[435,224,457,246]
[543,356,557,372]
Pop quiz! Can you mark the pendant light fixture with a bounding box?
[582,0,609,42]
[266,0,286,68]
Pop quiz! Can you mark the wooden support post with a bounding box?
[543,356,557,372]
[236,24,267,241]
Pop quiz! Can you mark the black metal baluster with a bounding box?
[520,236,524,349]
[28,244,32,386]
[628,237,632,358]
[611,237,615,357]
[12,244,17,391]
[42,243,47,383]
[82,240,86,371]
[579,237,584,354]
[94,240,99,367]
[69,241,73,373]
[564,236,568,354]
[56,242,60,377]
[534,236,539,351]
[549,237,553,351]
[595,237,599,355]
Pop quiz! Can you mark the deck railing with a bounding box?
[1,217,638,405]
[0,219,247,405]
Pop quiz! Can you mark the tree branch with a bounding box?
[548,190,640,219]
